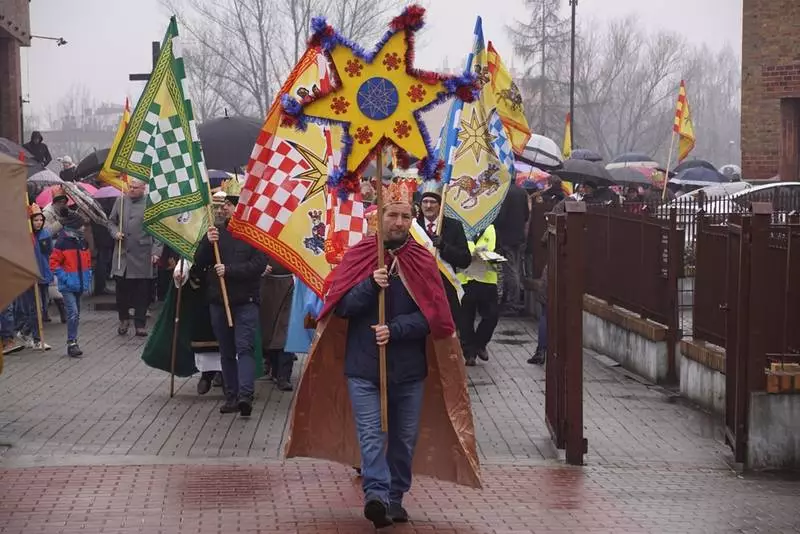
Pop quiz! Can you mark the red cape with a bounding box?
[319,235,455,339]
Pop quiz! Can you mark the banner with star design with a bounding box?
[437,17,518,240]
[281,5,478,195]
[230,48,346,296]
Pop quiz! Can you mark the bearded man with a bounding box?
[284,181,481,529]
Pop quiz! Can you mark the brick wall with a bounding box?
[741,0,800,181]
[0,38,21,143]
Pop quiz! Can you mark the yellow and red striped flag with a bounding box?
[562,112,572,159]
[673,80,696,162]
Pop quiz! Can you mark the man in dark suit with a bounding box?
[417,182,471,326]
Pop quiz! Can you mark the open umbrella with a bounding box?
[36,182,98,208]
[63,182,108,225]
[514,162,550,189]
[208,169,235,189]
[0,137,54,180]
[198,116,262,171]
[606,152,660,170]
[570,148,603,162]
[719,164,742,181]
[93,185,122,199]
[28,168,64,185]
[673,159,715,174]
[672,166,730,186]
[0,153,40,310]
[75,148,110,180]
[517,134,562,170]
[554,159,616,186]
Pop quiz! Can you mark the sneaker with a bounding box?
[2,339,23,355]
[134,329,148,337]
[388,503,409,523]
[477,347,489,361]
[32,341,52,351]
[465,357,477,367]
[67,342,83,358]
[238,399,253,417]
[219,401,239,414]
[17,332,34,349]
[117,320,129,335]
[364,499,393,529]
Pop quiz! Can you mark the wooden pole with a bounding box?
[117,193,124,270]
[434,184,448,236]
[662,130,677,202]
[375,150,389,433]
[169,258,185,397]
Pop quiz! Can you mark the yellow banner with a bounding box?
[97,99,130,191]
[487,42,531,155]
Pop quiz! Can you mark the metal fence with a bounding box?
[692,217,728,347]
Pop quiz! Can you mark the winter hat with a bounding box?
[28,203,43,218]
[418,179,443,203]
[52,185,68,202]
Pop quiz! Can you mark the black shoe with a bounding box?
[527,350,545,365]
[364,499,393,529]
[197,376,212,395]
[211,372,223,387]
[477,347,489,361]
[276,379,293,392]
[238,400,253,417]
[388,503,409,523]
[134,328,148,337]
[465,357,477,367]
[117,320,129,335]
[219,401,239,414]
[67,342,83,358]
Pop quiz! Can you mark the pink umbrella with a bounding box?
[36,183,98,207]
[93,185,122,199]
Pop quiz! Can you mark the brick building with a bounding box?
[741,0,800,181]
[0,0,30,144]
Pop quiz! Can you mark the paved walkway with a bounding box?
[0,302,798,533]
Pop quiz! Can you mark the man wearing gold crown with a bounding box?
[285,180,480,528]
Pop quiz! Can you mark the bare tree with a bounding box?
[183,41,225,121]
[164,0,411,119]
[510,0,571,137]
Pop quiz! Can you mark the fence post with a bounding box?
[748,203,772,396]
[564,201,586,465]
[666,207,680,383]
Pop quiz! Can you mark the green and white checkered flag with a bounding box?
[111,16,210,260]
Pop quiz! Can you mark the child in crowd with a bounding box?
[49,207,92,358]
[17,204,54,350]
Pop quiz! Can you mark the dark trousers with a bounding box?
[115,277,152,328]
[265,349,294,381]
[459,281,499,356]
[443,274,462,334]
[94,247,113,294]
[209,302,259,403]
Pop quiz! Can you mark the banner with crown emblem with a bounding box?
[230,49,345,296]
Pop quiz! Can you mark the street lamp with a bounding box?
[569,0,577,150]
[30,35,67,46]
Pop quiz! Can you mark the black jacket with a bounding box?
[418,216,471,270]
[60,167,77,182]
[494,184,530,248]
[336,276,430,385]
[23,134,52,167]
[194,221,268,306]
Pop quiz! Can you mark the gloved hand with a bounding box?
[431,235,443,249]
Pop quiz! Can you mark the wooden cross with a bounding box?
[129,41,161,81]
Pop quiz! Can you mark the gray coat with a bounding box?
[108,195,163,279]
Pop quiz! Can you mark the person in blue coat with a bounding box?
[16,204,53,350]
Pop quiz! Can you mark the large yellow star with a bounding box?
[455,107,496,163]
[300,31,448,174]
[290,141,329,201]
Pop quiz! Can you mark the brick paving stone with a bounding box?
[1,302,799,532]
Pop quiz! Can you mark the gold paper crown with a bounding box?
[383,179,415,206]
[220,178,243,197]
[28,203,43,218]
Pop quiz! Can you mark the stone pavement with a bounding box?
[0,302,798,533]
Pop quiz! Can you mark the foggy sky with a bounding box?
[22,0,743,120]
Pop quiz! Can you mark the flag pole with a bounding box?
[117,193,124,270]
[662,131,677,202]
[203,183,233,327]
[169,258,185,397]
[375,149,389,433]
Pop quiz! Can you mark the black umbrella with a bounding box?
[570,148,603,162]
[611,152,653,163]
[671,166,729,185]
[0,137,54,180]
[198,116,262,171]
[554,159,616,187]
[75,148,110,180]
[673,159,716,174]
[608,167,653,186]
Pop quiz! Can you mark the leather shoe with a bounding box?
[364,499,392,529]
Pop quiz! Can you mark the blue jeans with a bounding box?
[538,304,547,351]
[209,302,258,403]
[347,377,425,506]
[61,292,81,342]
[0,304,14,341]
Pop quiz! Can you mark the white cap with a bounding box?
[60,156,73,165]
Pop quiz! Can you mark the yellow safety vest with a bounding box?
[457,224,498,285]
